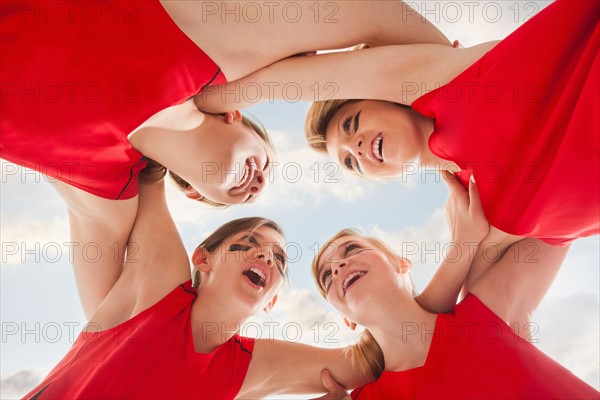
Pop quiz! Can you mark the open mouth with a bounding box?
[243,265,268,290]
[231,158,256,194]
[343,271,367,295]
[371,133,383,162]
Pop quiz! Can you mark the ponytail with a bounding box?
[346,329,385,380]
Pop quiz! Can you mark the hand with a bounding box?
[310,370,351,400]
[442,171,489,245]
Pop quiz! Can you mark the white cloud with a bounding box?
[257,131,379,208]
[0,369,47,399]
[535,293,600,390]
[358,209,451,289]
[1,215,69,266]
[243,287,361,348]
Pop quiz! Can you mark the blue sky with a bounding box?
[1,1,598,397]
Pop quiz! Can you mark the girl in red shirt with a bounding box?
[302,0,599,246]
[2,0,457,317]
[23,172,494,398]
[312,176,599,399]
[198,0,599,246]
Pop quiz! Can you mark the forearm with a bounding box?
[52,181,138,319]
[69,212,133,319]
[196,43,476,113]
[417,241,479,313]
[371,1,452,47]
[462,227,524,294]
[243,340,370,397]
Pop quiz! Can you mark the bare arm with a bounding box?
[416,172,489,313]
[461,226,524,295]
[165,1,451,81]
[238,339,370,398]
[195,42,498,113]
[52,181,138,320]
[86,178,190,328]
[470,239,570,339]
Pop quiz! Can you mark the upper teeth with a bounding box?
[343,271,366,292]
[372,134,383,161]
[237,161,254,188]
[250,267,265,281]
[239,164,250,186]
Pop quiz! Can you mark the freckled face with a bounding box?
[325,100,425,178]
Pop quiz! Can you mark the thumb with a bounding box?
[321,369,336,390]
[321,369,350,399]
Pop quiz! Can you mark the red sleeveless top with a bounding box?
[1,0,226,199]
[412,0,599,245]
[352,294,598,399]
[23,281,255,399]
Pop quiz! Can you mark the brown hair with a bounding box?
[305,99,358,153]
[192,217,285,289]
[140,115,273,208]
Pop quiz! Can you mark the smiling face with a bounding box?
[185,115,274,205]
[314,233,408,323]
[200,225,287,313]
[324,100,425,178]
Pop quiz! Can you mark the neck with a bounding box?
[414,113,460,171]
[127,100,207,173]
[364,292,438,372]
[190,286,250,353]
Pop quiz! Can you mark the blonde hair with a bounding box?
[140,116,273,208]
[192,217,285,289]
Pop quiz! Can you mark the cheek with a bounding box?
[326,292,346,314]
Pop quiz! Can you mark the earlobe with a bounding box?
[263,294,278,314]
[399,258,413,274]
[343,317,357,331]
[192,247,210,272]
[184,186,203,201]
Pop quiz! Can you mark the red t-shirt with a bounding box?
[352,294,598,399]
[23,281,255,399]
[412,0,599,245]
[1,0,226,199]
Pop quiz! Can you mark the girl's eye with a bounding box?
[345,243,361,255]
[275,254,287,277]
[344,155,354,171]
[321,269,332,292]
[342,116,352,134]
[275,254,286,267]
[229,244,251,252]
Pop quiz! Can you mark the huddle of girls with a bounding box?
[1,0,598,398]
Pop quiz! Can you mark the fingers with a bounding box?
[442,170,468,200]
[468,175,482,213]
[224,110,242,124]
